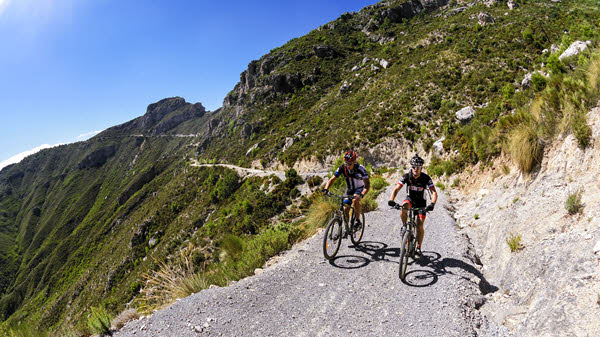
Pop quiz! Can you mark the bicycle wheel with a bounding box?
[349,207,365,245]
[399,231,411,281]
[323,217,343,260]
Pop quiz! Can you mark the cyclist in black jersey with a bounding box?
[388,154,438,257]
[323,150,370,229]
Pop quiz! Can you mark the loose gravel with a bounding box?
[114,184,492,337]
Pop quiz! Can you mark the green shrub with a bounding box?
[506,233,523,252]
[87,306,112,335]
[435,182,446,191]
[565,188,584,215]
[474,214,479,220]
[531,73,547,91]
[547,54,566,74]
[306,175,323,188]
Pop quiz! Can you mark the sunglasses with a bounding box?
[412,165,423,170]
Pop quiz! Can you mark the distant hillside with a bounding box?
[1,0,599,335]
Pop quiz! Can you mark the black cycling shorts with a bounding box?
[346,186,365,197]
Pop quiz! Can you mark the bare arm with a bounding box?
[390,183,403,201]
[430,186,438,204]
[361,178,370,197]
[324,175,337,190]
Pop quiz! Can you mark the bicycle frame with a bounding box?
[393,203,428,280]
[322,192,365,260]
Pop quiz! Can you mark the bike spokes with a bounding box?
[323,218,343,260]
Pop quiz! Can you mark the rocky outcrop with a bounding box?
[366,0,450,29]
[152,102,206,135]
[141,97,188,129]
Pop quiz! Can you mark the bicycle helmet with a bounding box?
[409,154,425,167]
[344,150,357,162]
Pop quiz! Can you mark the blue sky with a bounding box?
[0,0,377,170]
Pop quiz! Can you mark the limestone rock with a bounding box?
[559,41,591,61]
[594,240,600,254]
[433,137,445,155]
[507,0,517,9]
[455,106,475,124]
[478,12,495,26]
[340,80,352,94]
[380,59,390,69]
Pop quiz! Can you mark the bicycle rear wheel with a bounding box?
[323,217,343,260]
[349,208,365,245]
[399,231,411,281]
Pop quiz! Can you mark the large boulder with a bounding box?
[559,41,591,61]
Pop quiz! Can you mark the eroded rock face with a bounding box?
[76,145,117,169]
[451,107,600,336]
[141,97,187,129]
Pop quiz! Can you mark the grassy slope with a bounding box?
[1,0,599,334]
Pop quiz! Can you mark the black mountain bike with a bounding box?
[322,192,365,260]
[391,202,431,281]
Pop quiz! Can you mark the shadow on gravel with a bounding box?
[403,269,438,287]
[419,252,499,294]
[354,241,400,262]
[329,255,370,269]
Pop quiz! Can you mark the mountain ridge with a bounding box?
[1,0,599,335]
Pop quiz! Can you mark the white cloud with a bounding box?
[76,130,101,140]
[0,0,11,17]
[0,143,63,172]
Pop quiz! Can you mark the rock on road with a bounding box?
[114,183,495,337]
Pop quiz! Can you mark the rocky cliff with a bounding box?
[451,105,600,336]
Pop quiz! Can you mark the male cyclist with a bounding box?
[323,150,370,230]
[388,154,437,257]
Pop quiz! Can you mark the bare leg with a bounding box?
[417,218,425,248]
[353,195,361,221]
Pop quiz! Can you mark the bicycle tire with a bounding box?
[399,230,411,281]
[323,217,343,260]
[349,208,365,245]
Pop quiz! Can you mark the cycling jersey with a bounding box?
[398,172,434,207]
[334,164,369,192]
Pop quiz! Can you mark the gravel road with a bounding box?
[114,184,495,337]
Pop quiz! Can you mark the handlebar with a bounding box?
[390,202,429,213]
[323,191,356,200]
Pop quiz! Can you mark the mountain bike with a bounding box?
[391,202,431,281]
[322,192,365,260]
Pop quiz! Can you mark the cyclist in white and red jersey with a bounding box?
[388,154,438,257]
[323,150,370,230]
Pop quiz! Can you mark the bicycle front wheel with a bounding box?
[349,208,365,245]
[399,231,411,281]
[323,217,343,260]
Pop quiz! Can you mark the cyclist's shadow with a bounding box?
[327,241,396,269]
[404,251,499,293]
[353,241,399,262]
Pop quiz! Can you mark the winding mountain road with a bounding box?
[114,179,495,336]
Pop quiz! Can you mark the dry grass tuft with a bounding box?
[508,123,544,173]
[112,308,140,330]
[137,246,208,314]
